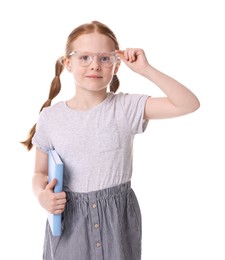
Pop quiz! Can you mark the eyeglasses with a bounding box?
[68,51,118,68]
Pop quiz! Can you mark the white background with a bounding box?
[0,0,224,259]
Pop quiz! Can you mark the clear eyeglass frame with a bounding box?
[68,51,118,68]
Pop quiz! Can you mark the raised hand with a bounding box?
[115,48,149,74]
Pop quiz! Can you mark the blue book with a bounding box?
[48,149,64,236]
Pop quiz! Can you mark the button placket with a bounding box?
[89,199,103,259]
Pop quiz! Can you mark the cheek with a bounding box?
[105,71,114,83]
[70,60,78,70]
[106,66,115,76]
[70,62,84,75]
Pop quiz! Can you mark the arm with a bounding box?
[116,48,200,119]
[33,148,66,214]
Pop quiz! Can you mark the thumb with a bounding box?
[46,178,57,190]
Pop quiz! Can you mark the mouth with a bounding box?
[86,75,103,79]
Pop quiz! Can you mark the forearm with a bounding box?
[32,172,48,199]
[141,65,200,110]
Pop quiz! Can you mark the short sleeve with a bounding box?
[117,92,149,134]
[32,109,51,153]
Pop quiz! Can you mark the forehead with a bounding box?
[71,32,116,52]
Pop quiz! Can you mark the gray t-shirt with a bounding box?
[32,92,149,192]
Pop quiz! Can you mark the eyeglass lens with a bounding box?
[72,52,117,67]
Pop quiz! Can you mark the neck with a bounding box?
[67,88,108,111]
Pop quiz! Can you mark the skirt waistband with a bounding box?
[66,181,131,202]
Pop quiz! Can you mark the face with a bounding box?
[65,32,120,93]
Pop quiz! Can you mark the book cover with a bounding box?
[48,149,64,236]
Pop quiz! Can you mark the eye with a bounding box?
[80,55,91,62]
[100,54,114,64]
[101,56,110,62]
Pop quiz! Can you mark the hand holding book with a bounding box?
[47,150,64,236]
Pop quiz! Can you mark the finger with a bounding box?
[124,49,130,61]
[48,199,66,214]
[127,49,138,62]
[115,50,131,64]
[120,49,136,62]
[55,198,67,206]
[51,202,66,214]
[46,178,57,190]
[52,208,65,214]
[54,191,67,199]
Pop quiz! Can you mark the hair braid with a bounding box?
[21,57,64,150]
[110,75,120,93]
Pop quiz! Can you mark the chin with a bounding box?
[87,86,107,92]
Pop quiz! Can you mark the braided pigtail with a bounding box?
[21,57,65,151]
[110,75,120,93]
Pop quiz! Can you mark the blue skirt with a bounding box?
[43,181,142,260]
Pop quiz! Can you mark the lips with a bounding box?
[86,75,103,79]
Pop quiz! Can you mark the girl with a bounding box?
[22,21,200,260]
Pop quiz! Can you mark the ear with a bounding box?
[64,57,72,72]
[113,59,121,74]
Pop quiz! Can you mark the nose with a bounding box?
[90,56,101,70]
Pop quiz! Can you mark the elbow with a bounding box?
[192,98,201,112]
[186,98,200,114]
[177,97,200,116]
